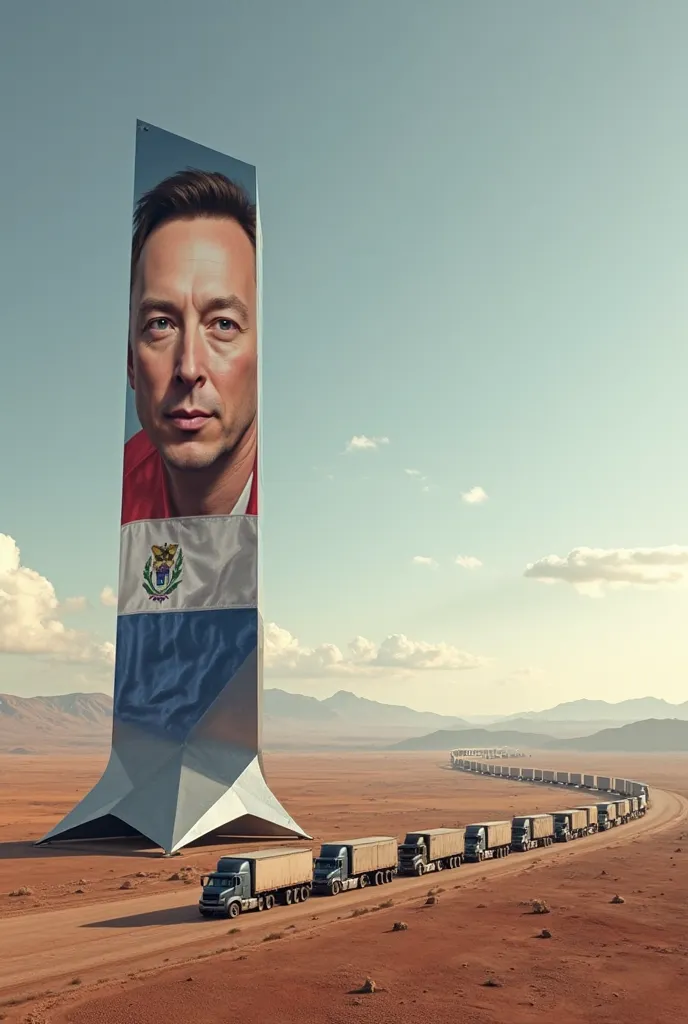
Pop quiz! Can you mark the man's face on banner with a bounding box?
[128,216,257,472]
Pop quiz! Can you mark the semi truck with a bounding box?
[397,828,465,875]
[553,809,589,842]
[509,766,521,779]
[569,772,583,787]
[597,776,612,792]
[312,836,398,895]
[583,774,596,789]
[556,771,570,786]
[533,768,543,782]
[574,805,599,831]
[543,770,556,784]
[464,820,512,862]
[596,802,619,830]
[199,848,313,918]
[522,767,534,781]
[510,814,555,851]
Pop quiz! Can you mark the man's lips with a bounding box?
[165,409,213,432]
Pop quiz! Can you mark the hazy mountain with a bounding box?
[389,727,554,751]
[264,689,471,729]
[484,717,630,739]
[0,692,112,752]
[501,697,688,723]
[556,718,688,752]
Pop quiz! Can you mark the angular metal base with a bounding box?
[36,720,311,854]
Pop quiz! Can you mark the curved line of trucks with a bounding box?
[197,764,649,918]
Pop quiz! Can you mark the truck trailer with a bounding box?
[556,771,570,786]
[613,799,631,823]
[199,848,313,918]
[464,820,512,862]
[511,814,555,851]
[583,774,596,789]
[521,767,535,781]
[596,802,619,830]
[569,772,583,787]
[553,808,589,842]
[509,766,521,779]
[533,768,544,782]
[574,805,599,831]
[597,776,612,792]
[312,836,398,895]
[397,828,465,876]
[543,770,556,783]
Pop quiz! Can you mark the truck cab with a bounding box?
[313,845,349,893]
[397,835,428,875]
[553,814,571,841]
[464,826,486,859]
[199,865,248,915]
[511,818,531,851]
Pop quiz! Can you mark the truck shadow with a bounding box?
[82,906,201,928]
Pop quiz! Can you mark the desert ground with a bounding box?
[0,750,686,1023]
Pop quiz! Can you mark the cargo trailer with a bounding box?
[313,836,398,895]
[487,764,497,775]
[574,805,598,831]
[597,776,612,792]
[509,766,521,779]
[398,828,465,876]
[521,767,535,781]
[556,771,570,785]
[583,774,596,789]
[199,848,313,918]
[533,768,544,782]
[613,778,628,795]
[569,772,583,787]
[464,820,511,862]
[511,814,555,851]
[612,799,631,823]
[543,770,556,783]
[553,808,588,842]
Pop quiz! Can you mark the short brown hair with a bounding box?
[130,168,256,288]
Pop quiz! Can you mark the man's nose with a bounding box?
[175,324,207,385]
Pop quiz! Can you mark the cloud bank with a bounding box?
[525,545,688,596]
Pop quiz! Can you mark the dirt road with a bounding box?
[1,786,684,1007]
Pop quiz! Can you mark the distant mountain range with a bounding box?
[391,718,688,754]
[1,689,687,754]
[481,697,688,724]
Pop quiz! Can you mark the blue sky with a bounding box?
[2,1,688,715]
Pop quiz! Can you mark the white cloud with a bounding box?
[404,468,421,477]
[412,555,437,568]
[100,586,118,607]
[455,555,482,569]
[62,596,87,612]
[461,486,488,504]
[264,622,487,677]
[345,435,390,452]
[524,545,688,597]
[0,535,114,664]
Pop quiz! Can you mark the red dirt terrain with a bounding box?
[0,751,686,1023]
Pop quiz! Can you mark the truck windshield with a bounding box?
[207,875,235,887]
[314,859,339,869]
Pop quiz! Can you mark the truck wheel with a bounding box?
[436,860,444,871]
[257,896,265,911]
[285,889,293,905]
[415,863,424,876]
[227,902,240,919]
[331,880,341,896]
[385,870,393,884]
[293,887,301,903]
[265,894,275,910]
[360,875,369,888]
[300,887,310,902]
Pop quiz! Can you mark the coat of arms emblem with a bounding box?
[143,544,184,602]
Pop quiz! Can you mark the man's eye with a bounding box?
[149,318,171,331]
[216,318,239,332]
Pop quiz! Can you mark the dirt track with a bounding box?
[0,785,684,1009]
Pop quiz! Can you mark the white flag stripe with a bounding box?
[118,516,257,616]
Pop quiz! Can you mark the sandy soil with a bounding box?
[0,750,686,1023]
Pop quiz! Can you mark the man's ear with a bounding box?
[127,343,135,390]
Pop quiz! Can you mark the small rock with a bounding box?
[425,895,438,905]
[74,888,86,894]
[360,977,376,994]
[120,880,135,890]
[531,899,550,915]
[483,977,502,988]
[136,871,148,878]
[610,895,625,904]
[392,921,408,931]
[538,929,552,939]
